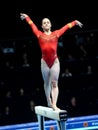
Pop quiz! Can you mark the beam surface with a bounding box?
[35,106,67,121]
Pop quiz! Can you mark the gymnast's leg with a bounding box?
[50,58,60,110]
[41,58,52,107]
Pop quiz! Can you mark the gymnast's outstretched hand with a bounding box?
[20,13,28,20]
[75,20,83,28]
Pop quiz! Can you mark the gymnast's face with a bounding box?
[41,18,52,31]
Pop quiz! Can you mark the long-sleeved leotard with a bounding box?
[25,16,77,68]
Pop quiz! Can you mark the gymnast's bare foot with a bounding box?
[52,105,60,111]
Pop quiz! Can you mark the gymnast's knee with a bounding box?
[52,80,57,88]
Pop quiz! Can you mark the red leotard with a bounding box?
[25,17,77,68]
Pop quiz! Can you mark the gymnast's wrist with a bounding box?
[26,16,33,24]
[67,23,73,28]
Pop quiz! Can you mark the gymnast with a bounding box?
[20,13,83,110]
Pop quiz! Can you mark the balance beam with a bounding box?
[35,106,67,121]
[35,106,68,130]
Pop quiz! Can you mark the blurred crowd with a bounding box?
[0,30,98,126]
